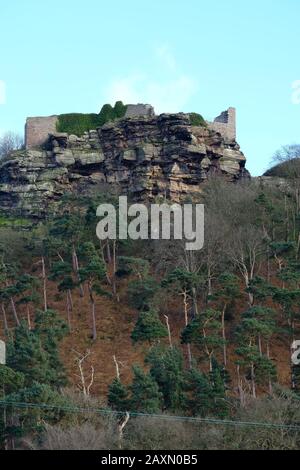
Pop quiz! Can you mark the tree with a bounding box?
[49,261,76,329]
[269,242,295,278]
[108,379,129,412]
[7,310,68,389]
[0,132,23,160]
[162,268,202,368]
[242,306,277,358]
[183,362,228,418]
[272,288,300,344]
[79,242,106,341]
[73,350,95,398]
[184,368,211,416]
[15,274,40,330]
[209,358,229,418]
[116,257,150,279]
[5,382,72,444]
[272,287,300,389]
[0,262,22,326]
[130,366,162,413]
[113,101,127,119]
[214,272,240,367]
[235,310,277,398]
[229,225,265,305]
[99,104,114,125]
[246,276,274,304]
[131,309,168,345]
[0,310,69,448]
[0,365,25,449]
[7,321,52,387]
[203,180,266,305]
[127,277,159,311]
[34,309,69,388]
[146,346,185,411]
[266,144,300,179]
[181,308,223,372]
[49,212,85,297]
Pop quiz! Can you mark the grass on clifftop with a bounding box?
[189,112,207,127]
[56,101,127,136]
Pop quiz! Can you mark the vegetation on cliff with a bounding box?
[189,112,207,127]
[56,101,127,136]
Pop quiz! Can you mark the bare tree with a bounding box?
[0,132,23,159]
[118,412,130,450]
[73,350,95,397]
[273,144,300,164]
[164,315,173,348]
[228,225,264,305]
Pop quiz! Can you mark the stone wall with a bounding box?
[25,116,58,149]
[24,106,237,150]
[207,107,236,141]
[125,104,155,118]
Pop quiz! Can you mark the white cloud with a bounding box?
[292,80,300,105]
[105,47,197,114]
[0,81,6,105]
[155,44,176,72]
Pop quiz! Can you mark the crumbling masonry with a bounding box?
[25,105,237,149]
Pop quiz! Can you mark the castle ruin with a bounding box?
[25,105,237,149]
[125,103,155,118]
[208,107,236,142]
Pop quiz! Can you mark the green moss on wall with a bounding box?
[56,101,127,136]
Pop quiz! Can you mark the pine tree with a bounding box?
[209,358,229,418]
[116,256,150,279]
[130,366,162,413]
[183,368,213,417]
[131,309,168,345]
[127,277,159,311]
[48,212,85,297]
[146,346,185,411]
[79,242,106,340]
[34,309,69,388]
[162,268,202,367]
[5,382,72,443]
[49,260,75,329]
[7,309,68,389]
[181,308,223,372]
[215,272,240,367]
[108,378,129,411]
[247,276,274,304]
[0,365,25,448]
[0,262,21,326]
[15,273,40,329]
[7,321,51,386]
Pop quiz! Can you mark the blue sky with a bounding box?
[0,0,300,175]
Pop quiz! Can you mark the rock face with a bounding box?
[0,113,249,218]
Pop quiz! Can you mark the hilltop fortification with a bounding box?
[25,105,237,149]
[0,110,249,218]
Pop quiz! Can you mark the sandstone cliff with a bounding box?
[0,113,249,218]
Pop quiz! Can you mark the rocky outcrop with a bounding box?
[0,113,249,218]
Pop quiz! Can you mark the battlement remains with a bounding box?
[25,115,58,149]
[207,107,236,141]
[125,104,155,118]
[24,106,236,150]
